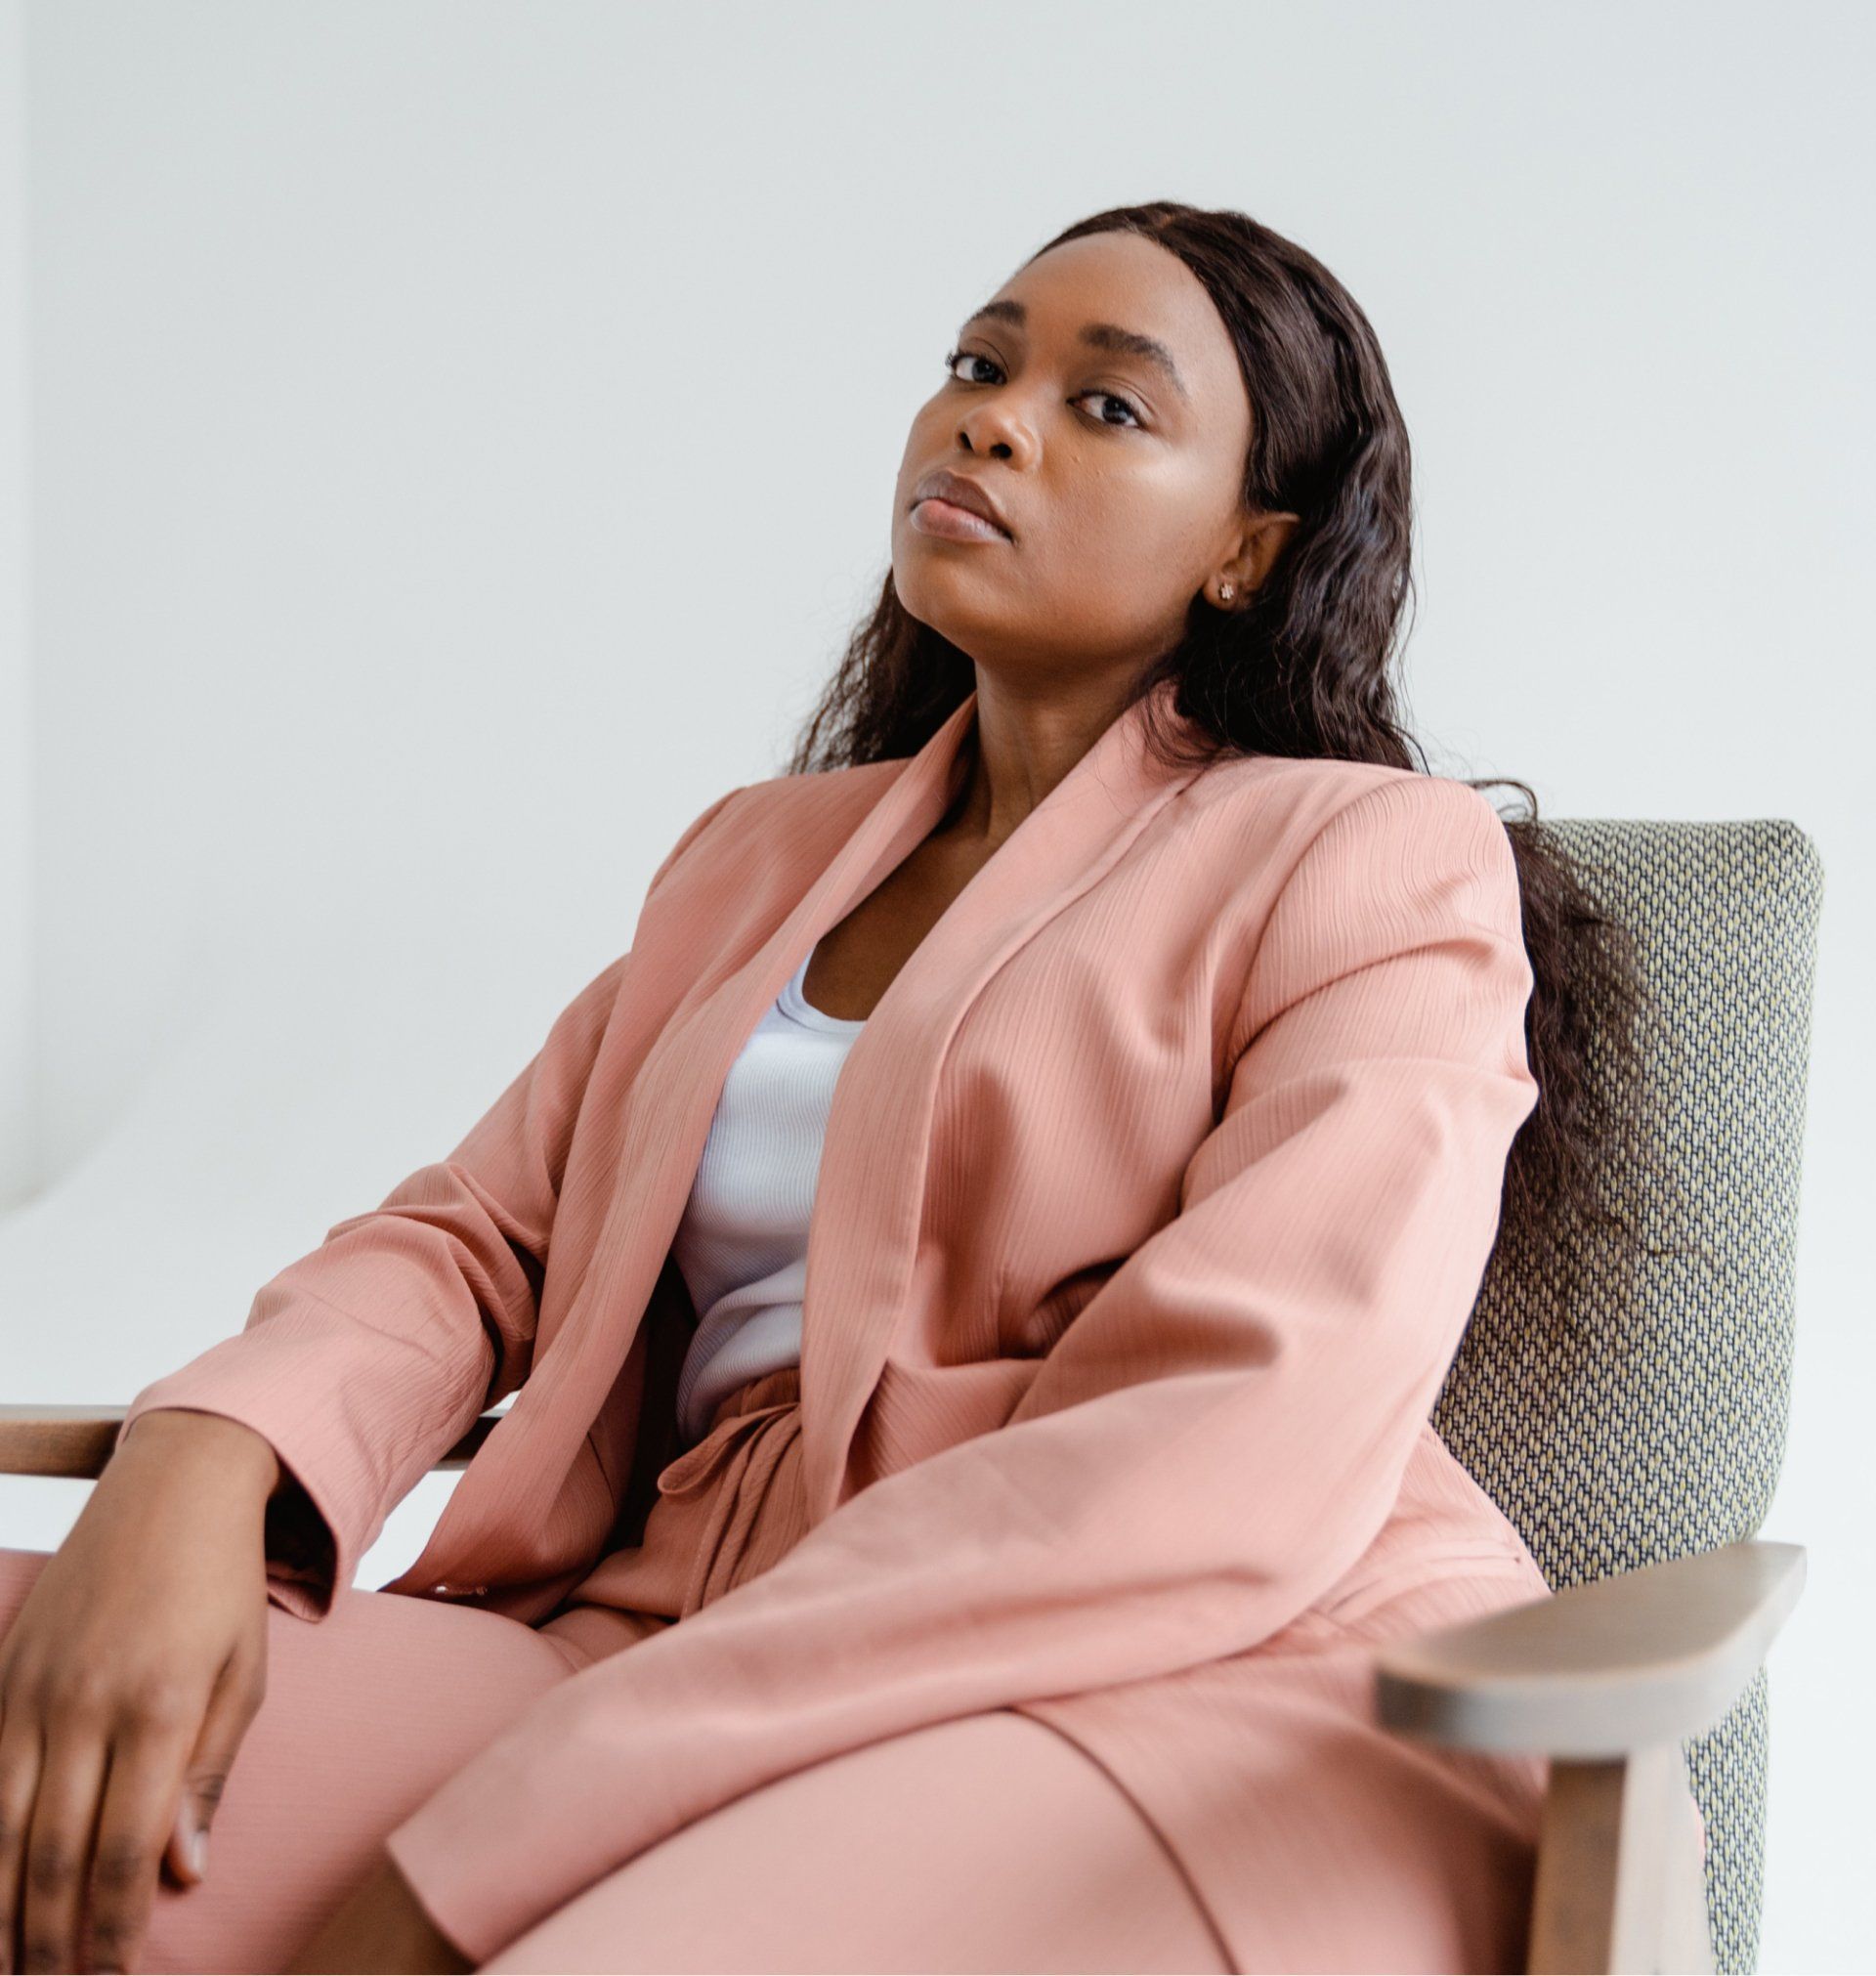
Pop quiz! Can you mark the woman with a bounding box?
[0,201,1700,1976]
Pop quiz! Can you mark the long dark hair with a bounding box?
[785,200,1696,1328]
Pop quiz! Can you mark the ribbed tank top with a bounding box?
[669,938,867,1447]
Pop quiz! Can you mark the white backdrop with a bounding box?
[2,4,1867,1969]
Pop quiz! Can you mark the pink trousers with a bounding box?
[0,1366,1233,1974]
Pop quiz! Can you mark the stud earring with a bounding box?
[1218,582,1235,603]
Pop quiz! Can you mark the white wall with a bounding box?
[3,4,1868,1968]
[0,0,30,1205]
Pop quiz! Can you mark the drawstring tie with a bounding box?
[652,1369,804,1616]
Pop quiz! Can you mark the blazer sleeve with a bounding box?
[109,785,746,1621]
[379,772,1544,1965]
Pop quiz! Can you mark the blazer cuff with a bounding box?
[383,1809,510,1966]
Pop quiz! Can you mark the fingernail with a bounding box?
[189,1826,208,1877]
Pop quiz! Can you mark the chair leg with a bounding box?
[1526,1741,1714,1975]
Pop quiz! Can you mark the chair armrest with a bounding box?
[0,1405,505,1481]
[1374,1538,1805,1756]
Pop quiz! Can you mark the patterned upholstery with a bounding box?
[1433,816,1823,1976]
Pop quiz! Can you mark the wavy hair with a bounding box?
[785,200,1702,1329]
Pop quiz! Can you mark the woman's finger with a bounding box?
[163,1642,264,1895]
[18,1711,108,1976]
[81,1704,197,1976]
[0,1697,46,1976]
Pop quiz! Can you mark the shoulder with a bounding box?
[1190,751,1500,814]
[1173,759,1522,988]
[641,761,892,901]
[676,761,892,840]
[1182,753,1510,862]
[695,759,895,821]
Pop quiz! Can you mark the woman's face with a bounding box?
[892,230,1290,692]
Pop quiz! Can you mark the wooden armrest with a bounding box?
[0,1405,504,1481]
[1374,1537,1805,1755]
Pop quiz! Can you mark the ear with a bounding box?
[1238,509,1300,594]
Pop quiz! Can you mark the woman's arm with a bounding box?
[377,773,1542,1965]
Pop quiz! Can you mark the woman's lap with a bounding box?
[482,1707,1232,1975]
[0,1548,1229,1974]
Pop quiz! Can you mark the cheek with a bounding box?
[1048,464,1206,582]
[1022,500,1199,636]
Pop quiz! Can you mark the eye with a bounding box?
[942,346,1002,387]
[941,347,1145,429]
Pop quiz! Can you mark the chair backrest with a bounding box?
[1432,815,1823,1976]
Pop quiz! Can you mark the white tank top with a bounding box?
[669,937,866,1447]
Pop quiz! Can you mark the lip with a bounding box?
[910,469,1013,539]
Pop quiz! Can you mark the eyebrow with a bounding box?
[958,297,1191,406]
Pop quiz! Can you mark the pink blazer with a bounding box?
[116,673,1550,1963]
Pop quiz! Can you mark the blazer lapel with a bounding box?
[403,676,1210,1585]
[796,679,1211,1519]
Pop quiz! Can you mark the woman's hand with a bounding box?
[0,1408,279,1975]
[284,1853,472,1974]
